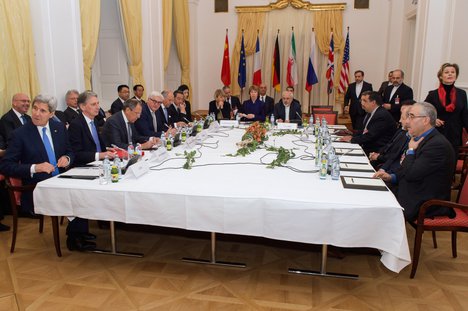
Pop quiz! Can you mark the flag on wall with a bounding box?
[338,30,350,94]
[286,30,298,87]
[272,33,281,92]
[326,32,335,94]
[221,30,231,86]
[238,32,246,89]
[305,31,318,93]
[253,33,262,86]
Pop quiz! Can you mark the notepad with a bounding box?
[60,168,100,177]
[340,176,388,191]
[340,163,375,172]
[335,148,365,156]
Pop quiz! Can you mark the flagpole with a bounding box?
[327,27,333,107]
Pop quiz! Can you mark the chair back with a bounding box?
[313,111,338,125]
[5,177,35,206]
[311,106,333,113]
[458,173,468,206]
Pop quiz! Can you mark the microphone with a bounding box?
[182,117,191,123]
[295,111,303,121]
[110,144,125,151]
[164,123,171,130]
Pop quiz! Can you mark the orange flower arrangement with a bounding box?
[242,121,268,143]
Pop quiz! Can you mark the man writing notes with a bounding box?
[375,102,456,221]
[340,91,396,155]
[344,70,373,131]
[103,99,159,149]
[274,90,302,125]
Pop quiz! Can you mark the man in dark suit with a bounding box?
[223,85,242,113]
[110,84,130,115]
[274,91,302,125]
[65,91,117,251]
[134,91,167,138]
[170,90,191,125]
[341,91,396,154]
[63,89,80,125]
[259,83,275,118]
[286,86,301,108]
[103,99,159,149]
[383,69,414,122]
[375,102,456,221]
[0,93,32,147]
[0,134,8,231]
[132,84,146,104]
[344,70,373,131]
[0,94,74,216]
[378,71,393,98]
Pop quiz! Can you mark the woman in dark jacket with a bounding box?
[208,89,231,120]
[425,63,468,152]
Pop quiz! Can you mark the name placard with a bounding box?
[149,148,169,163]
[277,123,298,130]
[220,120,239,127]
[124,160,149,179]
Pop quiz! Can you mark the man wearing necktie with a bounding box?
[135,91,176,138]
[0,94,74,218]
[0,93,32,148]
[259,83,275,118]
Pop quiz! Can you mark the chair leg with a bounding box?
[432,231,437,248]
[451,231,457,258]
[51,216,62,257]
[410,226,424,279]
[60,216,64,225]
[39,215,44,233]
[10,206,19,253]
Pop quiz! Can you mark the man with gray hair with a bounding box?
[63,89,80,124]
[135,91,175,138]
[0,94,74,217]
[375,102,456,221]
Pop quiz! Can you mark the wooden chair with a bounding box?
[5,177,62,256]
[311,105,333,113]
[409,173,468,278]
[313,111,338,125]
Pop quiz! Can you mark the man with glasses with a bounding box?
[0,93,32,146]
[375,102,456,221]
[103,99,159,149]
[135,91,175,138]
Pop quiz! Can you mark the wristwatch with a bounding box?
[406,148,414,155]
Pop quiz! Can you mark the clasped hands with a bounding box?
[35,156,70,174]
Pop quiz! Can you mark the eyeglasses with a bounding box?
[149,98,163,104]
[407,113,427,120]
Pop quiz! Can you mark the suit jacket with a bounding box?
[274,101,303,124]
[425,87,468,150]
[378,81,391,98]
[0,109,32,146]
[168,104,189,125]
[102,111,149,149]
[396,129,456,221]
[351,106,396,154]
[378,129,410,173]
[183,100,193,122]
[110,98,124,115]
[383,83,414,122]
[227,96,242,112]
[68,113,107,166]
[131,96,146,105]
[64,107,80,125]
[344,81,373,130]
[54,110,67,124]
[134,103,164,138]
[243,99,265,122]
[95,108,106,127]
[208,100,231,120]
[260,95,275,117]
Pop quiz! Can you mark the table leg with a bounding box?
[51,216,62,257]
[182,232,246,268]
[91,221,143,257]
[288,244,358,280]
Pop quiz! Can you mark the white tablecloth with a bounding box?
[34,128,411,273]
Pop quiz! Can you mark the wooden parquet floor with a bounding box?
[1,216,468,311]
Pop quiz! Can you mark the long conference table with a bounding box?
[33,126,411,276]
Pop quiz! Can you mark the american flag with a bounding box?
[325,32,334,94]
[338,30,350,94]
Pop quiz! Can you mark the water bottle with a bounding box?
[236,113,241,123]
[319,150,328,179]
[111,165,119,183]
[314,116,320,136]
[135,144,142,156]
[315,143,322,168]
[113,157,122,177]
[327,147,335,174]
[321,116,327,127]
[331,156,340,180]
[103,156,111,182]
[181,128,187,143]
[270,114,275,127]
[160,134,166,149]
[309,115,314,128]
[127,143,134,159]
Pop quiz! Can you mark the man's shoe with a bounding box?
[80,232,97,241]
[0,223,10,232]
[66,237,96,252]
[18,210,40,219]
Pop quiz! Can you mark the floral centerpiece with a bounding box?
[228,122,268,156]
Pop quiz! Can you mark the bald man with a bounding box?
[0,93,32,147]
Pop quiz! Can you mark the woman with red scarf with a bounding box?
[425,63,468,152]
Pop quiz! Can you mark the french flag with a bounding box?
[252,33,262,86]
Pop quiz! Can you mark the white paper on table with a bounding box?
[344,177,385,187]
[335,148,365,156]
[328,125,347,129]
[277,123,297,130]
[61,168,101,177]
[340,163,374,171]
[220,120,239,127]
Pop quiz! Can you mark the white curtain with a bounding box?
[240,7,339,113]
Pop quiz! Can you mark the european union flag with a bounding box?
[238,33,246,89]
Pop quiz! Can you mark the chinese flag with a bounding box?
[221,32,231,86]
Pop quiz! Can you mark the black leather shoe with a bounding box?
[80,232,97,241]
[66,237,96,252]
[18,210,40,219]
[0,223,10,232]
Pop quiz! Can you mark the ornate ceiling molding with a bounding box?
[235,0,346,13]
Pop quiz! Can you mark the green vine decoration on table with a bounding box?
[271,129,302,136]
[266,146,296,168]
[183,150,196,169]
[226,122,268,157]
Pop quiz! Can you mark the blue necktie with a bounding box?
[42,127,59,176]
[20,115,28,125]
[90,121,102,152]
